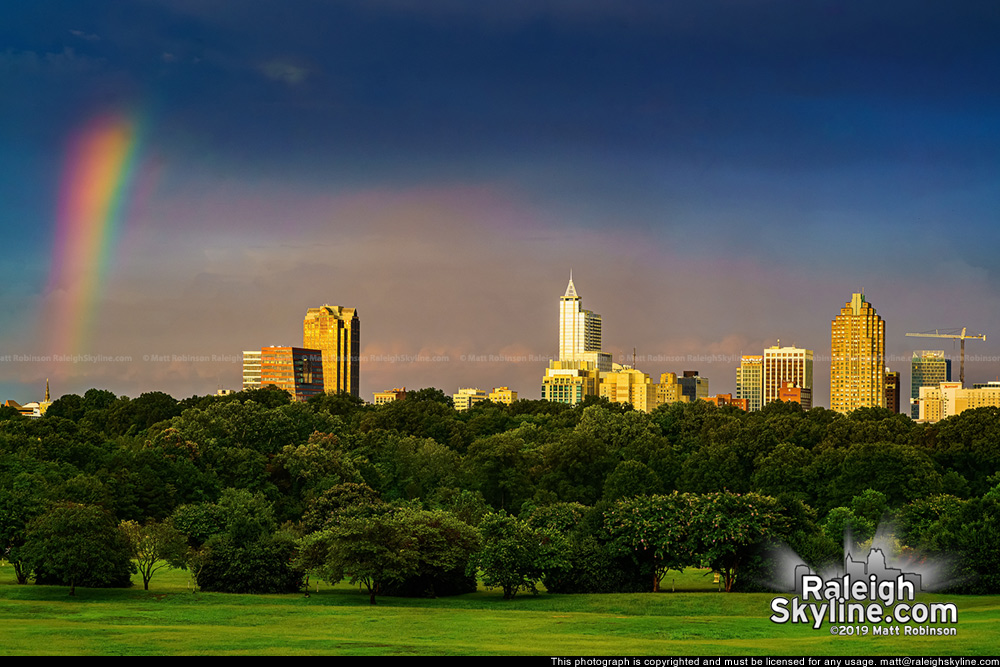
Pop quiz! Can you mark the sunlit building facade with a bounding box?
[259,346,325,401]
[488,387,518,405]
[558,275,611,372]
[242,350,262,390]
[763,344,813,410]
[453,387,488,411]
[303,305,360,397]
[656,372,688,406]
[919,382,1000,422]
[373,387,407,405]
[831,293,885,414]
[600,368,658,413]
[543,276,608,405]
[736,355,763,412]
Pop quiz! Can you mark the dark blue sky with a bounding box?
[2,0,999,405]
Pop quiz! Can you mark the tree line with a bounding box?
[1,386,998,599]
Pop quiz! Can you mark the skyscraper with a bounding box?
[763,344,813,409]
[303,305,360,397]
[831,293,886,414]
[542,275,609,405]
[558,274,611,372]
[910,350,951,419]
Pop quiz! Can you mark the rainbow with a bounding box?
[46,112,141,358]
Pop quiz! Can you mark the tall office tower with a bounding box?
[763,345,814,410]
[558,275,611,372]
[303,305,360,397]
[242,350,262,390]
[259,346,325,401]
[910,351,951,419]
[830,293,886,414]
[885,368,901,414]
[736,355,764,412]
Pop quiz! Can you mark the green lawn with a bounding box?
[0,563,994,656]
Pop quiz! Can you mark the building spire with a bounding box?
[564,271,578,298]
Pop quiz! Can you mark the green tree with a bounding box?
[472,510,569,599]
[690,491,787,592]
[602,460,663,502]
[20,503,135,595]
[119,518,189,590]
[604,492,700,591]
[299,506,479,604]
[0,479,48,584]
[183,490,303,594]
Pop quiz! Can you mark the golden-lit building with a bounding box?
[655,372,688,406]
[559,274,611,372]
[763,344,813,410]
[6,380,55,418]
[453,387,488,411]
[542,276,608,405]
[831,293,885,414]
[488,387,518,405]
[373,387,407,405]
[259,346,325,401]
[542,360,601,405]
[303,305,360,397]
[736,355,763,412]
[600,368,658,413]
[919,382,1000,422]
[242,350,262,390]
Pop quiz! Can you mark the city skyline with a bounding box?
[2,2,999,407]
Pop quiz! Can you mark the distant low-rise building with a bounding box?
[542,359,601,405]
[600,368,658,413]
[453,387,488,411]
[374,387,407,405]
[778,381,810,408]
[918,382,1000,422]
[488,387,518,405]
[704,393,748,411]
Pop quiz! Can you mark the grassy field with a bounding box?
[0,562,995,656]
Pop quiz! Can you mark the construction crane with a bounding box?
[905,328,987,387]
